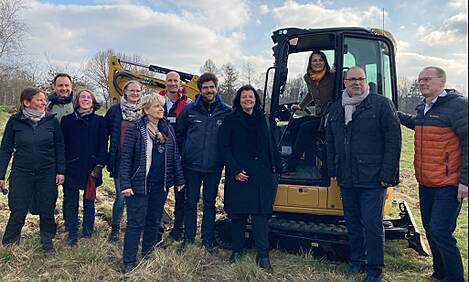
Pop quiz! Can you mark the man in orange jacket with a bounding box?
[399,66,467,282]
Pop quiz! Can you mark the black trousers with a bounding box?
[230,214,270,258]
[286,117,321,168]
[172,186,185,232]
[2,170,58,245]
[184,169,222,244]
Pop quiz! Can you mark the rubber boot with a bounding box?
[108,224,120,243]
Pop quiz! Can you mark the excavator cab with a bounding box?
[215,27,429,259]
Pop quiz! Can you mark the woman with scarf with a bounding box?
[119,94,184,273]
[0,87,65,256]
[61,89,107,246]
[283,50,335,173]
[105,80,144,242]
[218,85,281,272]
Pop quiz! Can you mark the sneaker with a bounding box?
[43,247,56,257]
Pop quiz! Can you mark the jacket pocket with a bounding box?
[356,154,382,184]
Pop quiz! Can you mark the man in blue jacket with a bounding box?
[176,73,231,252]
[327,67,401,282]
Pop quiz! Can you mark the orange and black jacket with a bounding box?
[399,91,468,187]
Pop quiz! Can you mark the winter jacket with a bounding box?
[301,72,335,116]
[326,93,401,188]
[176,94,232,173]
[105,104,123,178]
[48,93,74,122]
[0,113,65,178]
[219,109,281,214]
[119,116,184,195]
[159,89,192,123]
[399,91,468,187]
[61,111,108,188]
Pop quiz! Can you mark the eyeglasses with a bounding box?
[417,77,441,83]
[344,77,366,82]
[79,95,92,100]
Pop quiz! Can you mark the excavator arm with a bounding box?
[108,55,199,103]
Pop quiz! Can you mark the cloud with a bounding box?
[20,1,247,75]
[397,52,467,90]
[417,2,467,47]
[271,0,385,28]
[259,4,269,15]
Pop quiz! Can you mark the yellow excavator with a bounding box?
[107,27,429,258]
[107,55,199,102]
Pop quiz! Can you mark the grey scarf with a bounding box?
[341,89,369,125]
[22,108,45,123]
[120,96,143,122]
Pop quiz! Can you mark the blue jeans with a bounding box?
[111,178,126,226]
[419,185,464,282]
[340,187,386,277]
[183,169,221,244]
[63,184,95,240]
[123,182,168,264]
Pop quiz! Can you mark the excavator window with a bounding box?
[273,33,396,186]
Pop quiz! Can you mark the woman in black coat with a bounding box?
[61,89,107,245]
[0,87,65,256]
[218,85,281,272]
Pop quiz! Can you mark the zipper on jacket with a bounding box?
[445,152,449,176]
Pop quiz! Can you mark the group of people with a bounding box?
[0,56,466,281]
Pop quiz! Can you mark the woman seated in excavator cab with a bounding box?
[282,50,335,174]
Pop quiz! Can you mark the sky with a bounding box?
[18,0,468,91]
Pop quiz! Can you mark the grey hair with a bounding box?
[422,66,447,80]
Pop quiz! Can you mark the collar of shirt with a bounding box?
[424,90,447,114]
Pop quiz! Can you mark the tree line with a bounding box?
[0,0,460,113]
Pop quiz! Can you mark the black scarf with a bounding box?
[242,109,263,157]
[48,92,73,105]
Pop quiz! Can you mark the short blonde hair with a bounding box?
[142,92,166,111]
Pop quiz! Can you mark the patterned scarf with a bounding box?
[341,89,369,125]
[120,96,143,121]
[147,121,167,144]
[22,108,45,123]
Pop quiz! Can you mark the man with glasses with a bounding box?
[326,66,401,282]
[399,66,467,282]
[176,73,231,252]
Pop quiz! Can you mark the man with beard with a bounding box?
[48,73,74,122]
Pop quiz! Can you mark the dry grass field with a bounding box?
[0,107,466,281]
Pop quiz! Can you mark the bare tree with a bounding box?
[398,76,420,114]
[0,0,26,61]
[200,59,219,75]
[241,61,256,86]
[219,63,239,105]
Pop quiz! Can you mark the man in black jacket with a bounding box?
[176,73,231,252]
[326,67,401,282]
